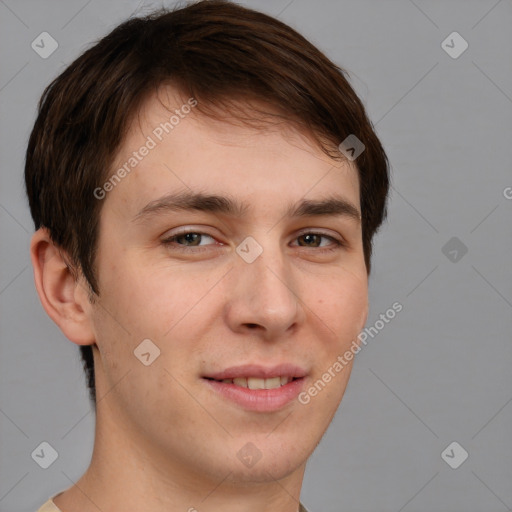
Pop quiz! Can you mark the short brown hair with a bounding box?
[25,0,389,409]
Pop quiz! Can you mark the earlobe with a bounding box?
[30,228,96,346]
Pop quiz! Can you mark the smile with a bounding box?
[203,376,306,412]
[206,376,297,389]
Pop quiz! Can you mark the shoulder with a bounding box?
[35,491,65,512]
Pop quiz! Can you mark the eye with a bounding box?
[162,231,217,249]
[292,232,344,252]
[161,229,345,253]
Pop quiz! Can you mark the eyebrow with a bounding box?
[132,190,361,223]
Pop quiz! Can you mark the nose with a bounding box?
[223,237,303,340]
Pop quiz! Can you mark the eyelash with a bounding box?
[161,230,345,253]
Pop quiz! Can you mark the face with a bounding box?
[87,88,368,487]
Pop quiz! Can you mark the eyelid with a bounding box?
[162,226,220,239]
[161,228,220,248]
[293,227,346,246]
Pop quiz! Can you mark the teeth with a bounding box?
[219,376,293,389]
[260,377,281,389]
[233,377,248,388]
[246,377,264,390]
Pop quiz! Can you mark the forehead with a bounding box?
[104,87,360,220]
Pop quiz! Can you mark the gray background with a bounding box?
[1,0,511,511]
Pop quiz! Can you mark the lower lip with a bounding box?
[203,377,306,412]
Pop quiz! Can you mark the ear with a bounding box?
[30,227,96,346]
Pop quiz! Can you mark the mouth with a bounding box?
[203,375,301,390]
[202,364,307,412]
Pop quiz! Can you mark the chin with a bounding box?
[224,460,302,485]
[220,438,308,485]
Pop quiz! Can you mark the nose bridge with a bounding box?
[228,234,301,335]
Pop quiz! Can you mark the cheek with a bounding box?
[301,275,367,413]
[102,257,222,341]
[312,271,368,344]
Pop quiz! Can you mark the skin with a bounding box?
[31,87,368,512]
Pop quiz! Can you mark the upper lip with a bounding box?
[203,363,308,381]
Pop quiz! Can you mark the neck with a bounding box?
[54,398,305,512]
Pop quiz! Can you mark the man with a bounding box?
[26,1,389,510]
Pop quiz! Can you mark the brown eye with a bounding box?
[162,231,217,249]
[174,233,202,246]
[294,233,342,249]
[297,234,322,247]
